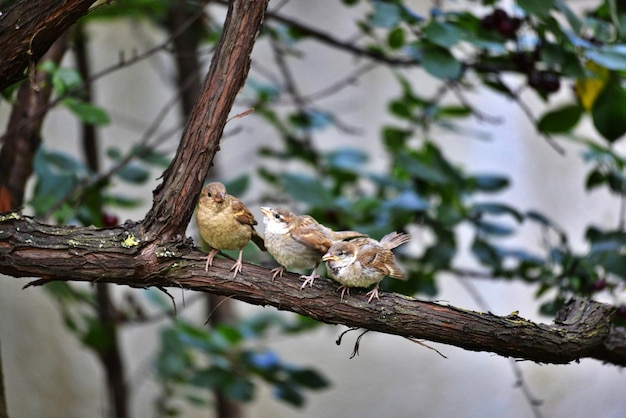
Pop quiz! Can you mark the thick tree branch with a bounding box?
[0,0,94,92]
[142,0,269,240]
[0,214,623,367]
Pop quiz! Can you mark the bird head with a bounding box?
[260,207,293,234]
[204,182,226,204]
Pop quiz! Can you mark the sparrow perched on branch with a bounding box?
[322,231,411,303]
[196,182,265,278]
[260,207,365,289]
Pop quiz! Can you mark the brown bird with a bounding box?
[260,207,365,289]
[196,182,265,278]
[322,231,411,303]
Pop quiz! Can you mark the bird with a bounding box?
[260,207,365,289]
[322,231,411,303]
[196,182,265,278]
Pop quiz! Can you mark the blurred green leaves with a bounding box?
[155,315,329,409]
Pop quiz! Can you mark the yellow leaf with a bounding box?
[575,61,609,111]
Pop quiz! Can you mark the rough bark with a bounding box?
[0,0,94,92]
[0,214,623,366]
[142,0,266,240]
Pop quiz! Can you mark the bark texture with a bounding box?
[0,0,94,92]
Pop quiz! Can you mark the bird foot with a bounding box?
[204,249,219,272]
[365,286,380,303]
[300,274,320,289]
[338,286,351,301]
[230,259,243,279]
[271,266,286,280]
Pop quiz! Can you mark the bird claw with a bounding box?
[300,274,319,289]
[230,260,243,279]
[365,286,380,303]
[271,266,285,280]
[338,286,351,301]
[204,249,219,272]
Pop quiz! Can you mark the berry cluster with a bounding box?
[527,69,561,94]
[481,8,561,95]
[480,8,522,39]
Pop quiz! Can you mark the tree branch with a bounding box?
[0,0,94,92]
[142,0,269,240]
[1,214,623,367]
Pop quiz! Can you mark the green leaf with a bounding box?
[274,382,305,407]
[63,98,110,126]
[592,77,626,142]
[116,164,150,184]
[538,104,583,134]
[585,45,626,70]
[288,368,329,389]
[281,173,333,207]
[386,189,429,211]
[224,376,255,401]
[423,21,461,48]
[387,27,405,49]
[554,0,582,33]
[382,126,412,151]
[517,0,554,16]
[421,43,462,80]
[369,0,402,28]
[471,238,501,266]
[585,169,606,190]
[396,152,449,184]
[474,219,515,236]
[471,202,523,222]
[326,148,368,171]
[471,174,510,192]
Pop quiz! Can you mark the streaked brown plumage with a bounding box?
[260,207,365,289]
[196,182,265,278]
[322,231,411,302]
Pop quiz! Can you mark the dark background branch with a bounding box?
[0,0,94,92]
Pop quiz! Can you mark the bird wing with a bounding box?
[231,198,258,226]
[359,244,407,280]
[290,221,333,253]
[379,231,411,250]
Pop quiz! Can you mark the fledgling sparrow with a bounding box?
[322,231,411,303]
[260,207,365,289]
[196,182,265,278]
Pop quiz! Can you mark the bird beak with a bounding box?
[322,253,336,262]
[214,192,225,203]
[260,207,272,218]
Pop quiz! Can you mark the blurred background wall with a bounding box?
[1,1,625,417]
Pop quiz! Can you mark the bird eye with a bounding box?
[337,251,344,256]
[207,192,212,197]
[274,213,281,219]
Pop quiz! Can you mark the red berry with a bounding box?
[542,72,561,93]
[492,8,508,23]
[512,51,535,72]
[527,71,543,89]
[591,278,607,291]
[497,19,517,38]
[480,14,497,30]
[102,213,119,227]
